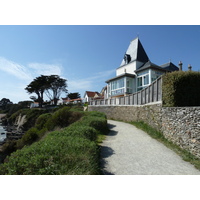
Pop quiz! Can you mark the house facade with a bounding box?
[83,91,102,102]
[106,37,179,99]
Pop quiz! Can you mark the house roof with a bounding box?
[135,61,166,73]
[160,62,179,71]
[106,73,135,83]
[120,37,149,67]
[85,91,100,98]
[135,61,179,73]
[62,98,82,102]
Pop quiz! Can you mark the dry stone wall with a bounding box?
[89,104,200,159]
[162,107,200,158]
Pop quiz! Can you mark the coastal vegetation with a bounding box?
[0,106,109,174]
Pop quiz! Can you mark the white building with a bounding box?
[106,37,179,98]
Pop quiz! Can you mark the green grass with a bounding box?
[131,121,200,170]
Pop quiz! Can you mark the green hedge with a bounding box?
[0,111,108,175]
[162,71,200,107]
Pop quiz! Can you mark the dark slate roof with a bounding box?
[135,61,179,73]
[106,73,135,83]
[160,62,179,71]
[120,37,149,67]
[135,61,166,73]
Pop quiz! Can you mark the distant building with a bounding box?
[30,102,39,108]
[61,97,82,104]
[83,91,103,102]
[105,37,179,98]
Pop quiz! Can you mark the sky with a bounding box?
[0,25,200,103]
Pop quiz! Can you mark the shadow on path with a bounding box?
[100,146,115,175]
[100,123,118,175]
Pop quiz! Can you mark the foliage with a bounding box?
[162,71,200,107]
[16,128,39,149]
[45,107,83,131]
[0,110,108,175]
[25,75,48,108]
[0,98,13,110]
[67,92,81,100]
[45,75,68,106]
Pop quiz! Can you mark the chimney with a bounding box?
[178,61,183,71]
[188,64,192,71]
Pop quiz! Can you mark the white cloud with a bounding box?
[28,63,62,76]
[0,57,32,80]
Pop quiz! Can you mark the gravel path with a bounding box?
[100,120,200,175]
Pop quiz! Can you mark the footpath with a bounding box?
[100,120,200,175]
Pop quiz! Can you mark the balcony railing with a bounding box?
[89,76,162,106]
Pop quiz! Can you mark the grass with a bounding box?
[130,121,200,170]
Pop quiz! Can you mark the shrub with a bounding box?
[35,113,52,130]
[16,127,39,149]
[80,115,109,134]
[162,71,200,107]
[0,109,108,175]
[0,133,100,175]
[45,107,83,130]
[51,125,98,141]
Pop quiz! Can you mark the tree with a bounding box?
[25,75,49,108]
[67,92,81,100]
[0,98,13,109]
[45,75,68,106]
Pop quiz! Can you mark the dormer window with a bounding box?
[124,54,131,64]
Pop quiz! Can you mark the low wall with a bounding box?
[162,107,200,158]
[89,103,162,131]
[89,104,200,159]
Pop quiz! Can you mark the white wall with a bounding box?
[116,61,144,76]
[116,62,136,76]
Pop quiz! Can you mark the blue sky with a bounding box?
[0,25,200,103]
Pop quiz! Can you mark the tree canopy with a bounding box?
[67,92,81,100]
[25,75,67,107]
[45,75,68,105]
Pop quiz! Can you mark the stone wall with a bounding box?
[89,104,200,159]
[89,103,162,131]
[162,107,200,158]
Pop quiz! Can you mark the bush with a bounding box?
[80,115,109,134]
[0,109,108,174]
[51,125,98,141]
[162,71,200,107]
[35,113,52,130]
[16,127,39,149]
[45,107,83,130]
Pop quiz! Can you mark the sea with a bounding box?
[0,125,6,143]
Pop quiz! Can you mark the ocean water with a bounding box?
[0,125,6,142]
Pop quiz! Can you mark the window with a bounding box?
[144,74,149,85]
[110,78,125,96]
[137,77,142,87]
[137,70,150,91]
[151,70,164,82]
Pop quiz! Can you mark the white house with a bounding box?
[83,91,102,102]
[106,37,179,98]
